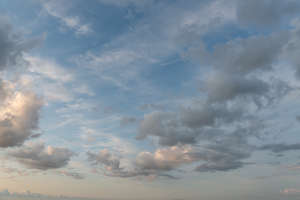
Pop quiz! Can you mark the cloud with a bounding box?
[136,146,197,171]
[8,142,74,170]
[259,143,300,153]
[203,72,270,102]
[193,145,250,172]
[0,84,42,147]
[87,149,121,171]
[211,33,287,75]
[137,103,244,146]
[87,148,180,179]
[41,0,92,36]
[58,170,85,180]
[283,19,300,80]
[97,0,154,8]
[25,55,74,83]
[88,133,254,179]
[236,0,300,28]
[0,17,42,71]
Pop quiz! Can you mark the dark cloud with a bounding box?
[236,0,300,28]
[8,142,74,170]
[259,143,300,153]
[296,116,300,122]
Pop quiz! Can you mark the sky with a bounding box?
[1,0,300,199]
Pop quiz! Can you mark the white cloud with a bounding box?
[25,55,74,83]
[41,0,92,36]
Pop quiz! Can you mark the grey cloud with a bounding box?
[259,143,300,153]
[58,170,85,180]
[89,129,254,177]
[236,0,300,28]
[195,161,244,172]
[296,116,300,122]
[283,20,300,80]
[87,148,182,179]
[0,17,42,71]
[212,33,287,75]
[97,0,154,8]
[137,111,198,146]
[8,142,74,170]
[87,149,121,171]
[137,104,244,146]
[204,72,270,102]
[203,73,291,105]
[193,145,250,172]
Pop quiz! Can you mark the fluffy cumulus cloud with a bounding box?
[0,88,42,147]
[0,17,43,148]
[136,146,197,171]
[8,142,74,170]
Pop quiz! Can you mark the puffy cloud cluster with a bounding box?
[0,17,44,148]
[8,142,74,170]
[137,104,244,147]
[136,146,197,171]
[0,89,42,147]
[87,149,121,171]
[0,17,75,174]
[127,0,300,177]
[88,137,253,178]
